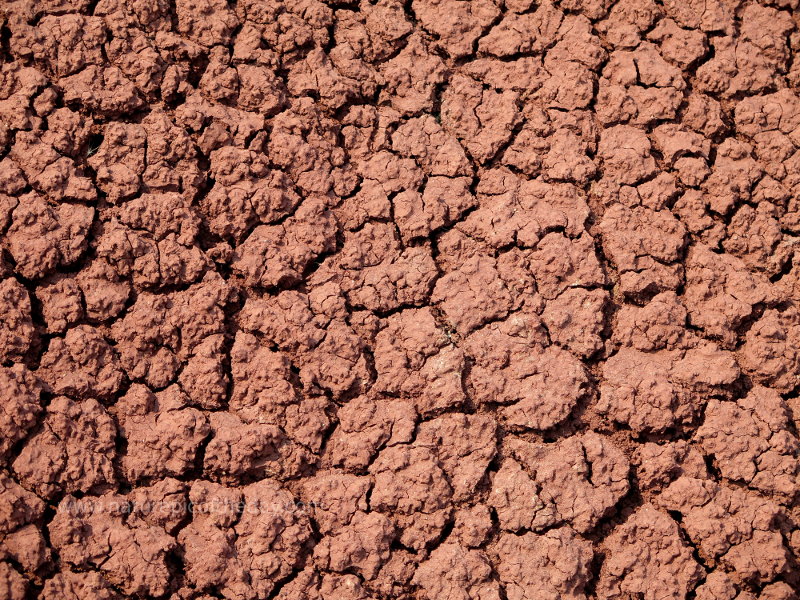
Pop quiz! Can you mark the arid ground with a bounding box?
[1,0,800,598]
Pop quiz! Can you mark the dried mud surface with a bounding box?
[2,0,800,599]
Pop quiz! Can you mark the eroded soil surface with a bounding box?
[1,0,800,598]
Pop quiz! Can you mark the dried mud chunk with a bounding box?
[462,172,591,248]
[374,308,465,414]
[597,125,657,185]
[75,259,131,322]
[0,472,44,539]
[724,203,790,276]
[651,124,711,166]
[238,290,328,354]
[412,0,498,58]
[682,93,726,138]
[1,521,50,574]
[0,278,33,362]
[0,158,26,197]
[175,0,239,47]
[116,191,200,243]
[416,413,497,501]
[466,315,587,430]
[0,365,41,461]
[647,18,707,67]
[599,345,739,433]
[86,122,146,203]
[232,198,336,288]
[39,325,124,400]
[111,274,229,388]
[41,107,90,158]
[701,139,763,216]
[235,63,285,114]
[116,384,210,482]
[333,1,412,65]
[50,494,176,596]
[40,571,121,600]
[5,192,93,279]
[10,132,96,202]
[177,334,228,410]
[536,123,597,178]
[684,244,773,348]
[508,432,630,532]
[298,320,371,398]
[179,480,312,600]
[369,445,452,515]
[127,478,188,534]
[698,386,800,501]
[662,0,734,32]
[285,47,350,110]
[494,527,594,600]
[201,151,299,242]
[319,221,437,313]
[595,0,659,48]
[272,568,374,600]
[612,291,688,351]
[696,20,792,99]
[739,307,800,394]
[300,471,370,535]
[13,397,115,499]
[0,493,48,573]
[413,543,501,600]
[108,192,208,288]
[547,14,606,70]
[479,3,563,57]
[452,505,492,548]
[324,395,416,471]
[139,110,205,198]
[357,149,423,196]
[61,66,144,117]
[91,221,149,288]
[393,507,451,551]
[658,478,790,583]
[734,89,800,142]
[392,116,472,177]
[0,563,26,600]
[441,74,521,164]
[489,457,558,532]
[203,411,308,482]
[463,56,549,96]
[538,59,597,110]
[597,504,702,600]
[634,440,708,492]
[542,288,608,358]
[528,232,606,300]
[596,44,685,126]
[230,331,333,451]
[432,254,514,335]
[598,203,686,296]
[268,99,346,196]
[393,177,476,243]
[314,511,394,580]
[227,333,296,418]
[37,15,106,77]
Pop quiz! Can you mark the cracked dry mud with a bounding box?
[1,0,800,599]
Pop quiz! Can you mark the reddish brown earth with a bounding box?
[1,0,800,598]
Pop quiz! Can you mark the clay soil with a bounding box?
[2,0,800,599]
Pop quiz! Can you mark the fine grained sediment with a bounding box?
[1,0,800,599]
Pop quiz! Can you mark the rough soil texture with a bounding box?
[1,0,800,599]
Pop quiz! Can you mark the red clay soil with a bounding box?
[1,0,800,599]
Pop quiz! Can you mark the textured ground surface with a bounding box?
[1,0,800,598]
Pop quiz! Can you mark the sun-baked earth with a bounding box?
[1,0,800,598]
